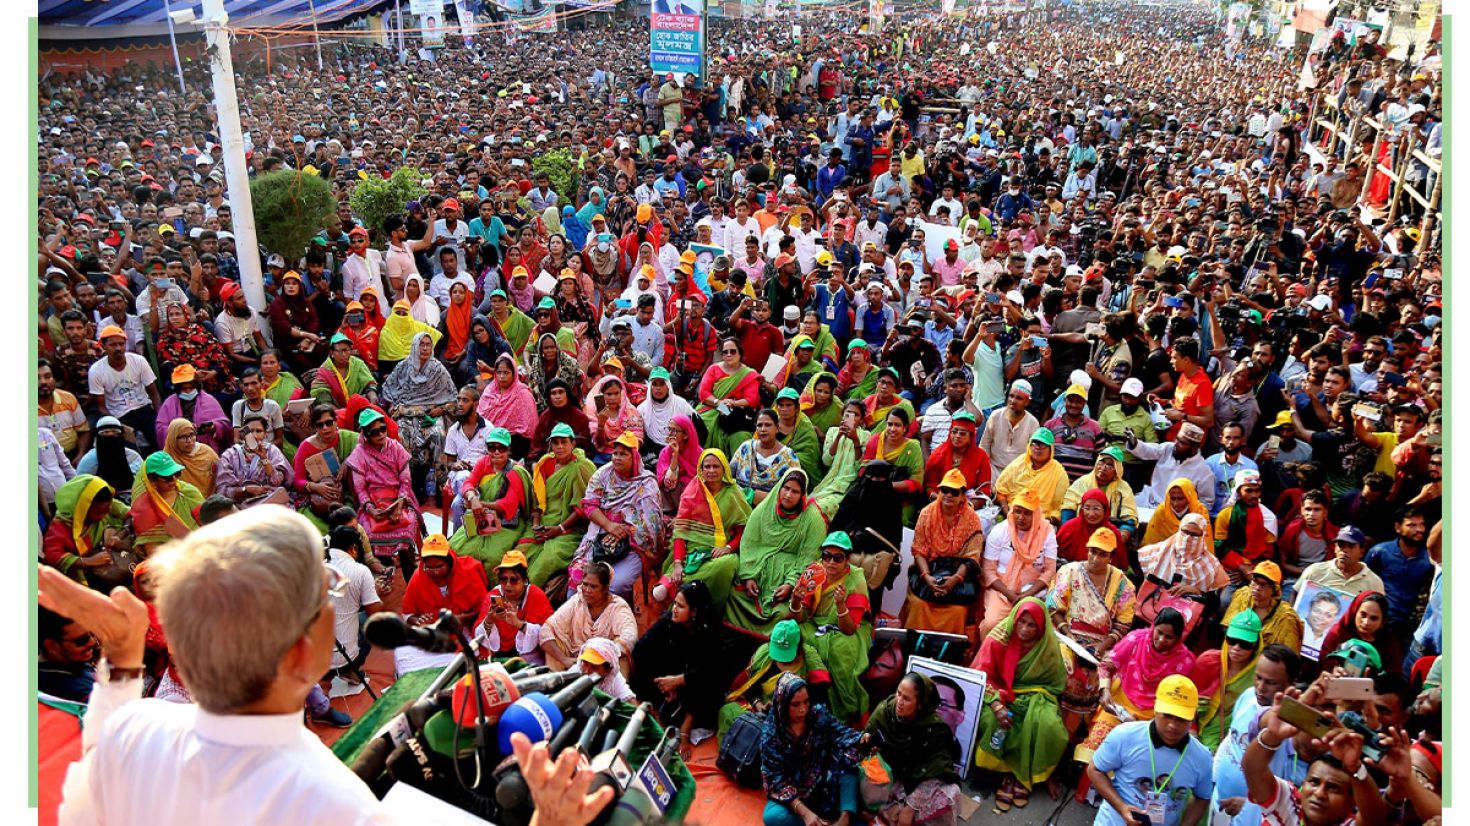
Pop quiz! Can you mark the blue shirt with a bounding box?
[1204,454,1259,517]
[810,283,853,340]
[1210,692,1306,826]
[1091,721,1215,826]
[1365,540,1434,627]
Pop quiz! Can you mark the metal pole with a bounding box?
[163,0,188,95]
[396,0,406,62]
[307,0,325,70]
[201,0,267,313]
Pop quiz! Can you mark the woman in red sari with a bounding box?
[922,410,992,497]
[403,533,489,628]
[341,290,387,372]
[1054,488,1127,567]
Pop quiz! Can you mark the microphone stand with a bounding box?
[441,608,493,793]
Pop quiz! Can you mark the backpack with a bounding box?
[715,711,766,789]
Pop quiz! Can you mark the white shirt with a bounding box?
[430,219,469,276]
[1128,439,1219,514]
[87,353,156,417]
[341,250,384,302]
[231,398,285,433]
[723,217,761,253]
[982,520,1058,577]
[853,220,888,253]
[93,311,147,354]
[428,272,475,311]
[60,668,396,826]
[39,426,76,504]
[328,549,383,667]
[213,309,264,356]
[443,419,491,469]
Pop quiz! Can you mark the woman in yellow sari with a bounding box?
[161,418,219,497]
[377,299,443,373]
[796,310,840,370]
[993,428,1069,522]
[1190,611,1263,752]
[1139,477,1211,546]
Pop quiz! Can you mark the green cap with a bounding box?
[796,338,816,349]
[848,339,869,351]
[649,366,671,382]
[768,619,802,664]
[549,423,576,440]
[1030,427,1055,446]
[877,366,902,385]
[330,331,351,346]
[485,427,512,447]
[144,451,184,477]
[821,530,853,552]
[357,408,385,429]
[490,289,508,299]
[775,388,800,403]
[1328,638,1383,671]
[1101,445,1126,463]
[536,297,556,310]
[952,410,977,424]
[1225,610,1262,645]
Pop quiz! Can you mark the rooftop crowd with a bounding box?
[35,1,1444,824]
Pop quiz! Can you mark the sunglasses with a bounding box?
[939,487,964,496]
[820,552,849,562]
[1226,637,1257,650]
[64,632,97,647]
[364,426,387,437]
[722,348,739,355]
[487,443,510,452]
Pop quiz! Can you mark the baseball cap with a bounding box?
[821,531,854,552]
[768,619,802,663]
[1100,445,1126,464]
[1225,611,1262,645]
[579,645,609,666]
[485,427,512,447]
[1307,295,1333,312]
[421,534,451,558]
[170,364,198,385]
[1234,468,1263,488]
[1029,428,1054,447]
[775,388,801,404]
[266,253,287,269]
[1334,525,1367,546]
[358,408,385,429]
[1270,410,1295,429]
[614,431,641,451]
[649,367,671,383]
[1252,561,1283,587]
[499,549,530,571]
[1327,638,1382,671]
[1087,527,1118,552]
[939,468,968,491]
[99,325,127,341]
[1064,383,1087,399]
[218,281,241,301]
[144,451,184,477]
[1154,675,1199,721]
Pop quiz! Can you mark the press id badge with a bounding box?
[1142,791,1167,826]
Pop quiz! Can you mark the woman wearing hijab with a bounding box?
[476,354,538,458]
[726,469,826,635]
[662,446,751,610]
[1317,591,1401,674]
[258,349,304,419]
[921,410,991,497]
[797,310,841,372]
[1191,611,1264,752]
[74,417,142,500]
[993,428,1069,523]
[861,408,924,525]
[696,337,763,455]
[1048,528,1137,732]
[972,597,1069,812]
[526,332,585,409]
[452,314,512,387]
[584,374,645,462]
[576,636,636,702]
[266,271,325,374]
[129,452,204,554]
[836,340,879,402]
[347,408,423,572]
[907,468,985,636]
[161,418,219,497]
[379,300,443,377]
[450,428,533,576]
[402,273,440,327]
[1220,562,1303,653]
[1059,447,1138,542]
[785,532,872,724]
[772,389,823,486]
[864,673,962,826]
[403,534,489,632]
[42,475,130,584]
[530,378,594,457]
[798,372,843,439]
[979,489,1059,637]
[758,672,864,826]
[154,302,238,396]
[1054,488,1127,567]
[810,400,869,519]
[561,206,589,255]
[381,331,458,490]
[154,365,233,455]
[568,432,663,605]
[632,581,724,758]
[520,423,597,590]
[1137,511,1231,598]
[1139,477,1211,546]
[619,265,666,327]
[439,282,476,365]
[656,415,702,512]
[342,289,388,373]
[863,368,916,432]
[1076,607,1196,764]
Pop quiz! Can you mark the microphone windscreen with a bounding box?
[497,692,564,754]
[363,613,411,648]
[449,663,520,728]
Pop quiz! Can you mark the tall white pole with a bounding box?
[163,0,188,94]
[307,0,326,70]
[396,0,407,62]
[201,0,267,313]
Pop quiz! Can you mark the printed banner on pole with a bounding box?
[651,0,705,80]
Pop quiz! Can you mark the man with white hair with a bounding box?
[39,506,393,825]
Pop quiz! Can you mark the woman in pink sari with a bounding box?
[585,374,645,463]
[476,353,538,458]
[347,408,423,576]
[655,415,702,513]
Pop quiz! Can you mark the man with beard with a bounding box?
[39,360,90,463]
[1247,340,1287,446]
[1205,422,1257,515]
[1347,335,1388,393]
[213,282,266,375]
[440,385,489,532]
[1209,644,1301,826]
[1126,421,1216,515]
[53,310,105,408]
[1365,506,1432,638]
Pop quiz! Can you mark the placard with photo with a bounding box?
[1293,580,1353,660]
[906,656,987,777]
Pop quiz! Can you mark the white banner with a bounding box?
[409,0,444,14]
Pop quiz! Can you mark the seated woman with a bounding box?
[1220,561,1303,653]
[1191,611,1263,752]
[291,403,359,533]
[74,416,143,499]
[526,331,585,410]
[1076,607,1196,764]
[160,417,219,497]
[577,637,637,702]
[213,414,293,506]
[380,331,457,493]
[731,409,803,507]
[993,428,1068,523]
[450,313,512,387]
[1317,591,1402,675]
[979,489,1058,637]
[129,452,203,555]
[796,310,841,372]
[1054,488,1127,568]
[861,408,924,525]
[1047,528,1136,732]
[726,469,826,635]
[778,335,823,393]
[585,374,645,464]
[154,302,238,399]
[695,337,762,455]
[378,299,443,376]
[660,448,751,610]
[398,533,488,675]
[836,340,878,402]
[632,582,725,759]
[42,475,130,586]
[719,619,830,738]
[758,672,863,826]
[519,423,596,592]
[1059,447,1138,543]
[476,353,538,459]
[906,469,984,637]
[971,598,1069,813]
[1136,512,1230,608]
[773,388,823,485]
[810,400,870,519]
[785,531,872,725]
[337,297,383,374]
[311,333,380,408]
[569,432,662,605]
[799,371,843,439]
[258,350,309,452]
[921,410,991,498]
[530,377,593,457]
[473,550,553,664]
[347,408,423,574]
[655,415,702,514]
[449,427,533,576]
[864,367,916,433]
[1138,477,1210,547]
[863,673,962,826]
[540,561,638,672]
[155,365,232,455]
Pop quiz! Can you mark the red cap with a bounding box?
[58,244,77,259]
[348,225,370,238]
[666,154,678,164]
[85,157,99,166]
[218,281,241,301]
[140,139,154,148]
[683,124,694,132]
[73,213,94,225]
[443,198,461,212]
[774,253,796,269]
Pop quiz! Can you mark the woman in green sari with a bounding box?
[970,597,1070,813]
[797,310,841,371]
[519,423,596,588]
[694,337,763,455]
[42,475,130,584]
[128,452,204,555]
[716,618,830,739]
[861,407,925,526]
[777,335,823,393]
[310,333,379,407]
[863,367,916,431]
[486,289,535,360]
[663,448,752,610]
[448,428,534,576]
[787,531,871,724]
[811,400,870,519]
[799,372,843,439]
[725,469,826,635]
[773,388,823,485]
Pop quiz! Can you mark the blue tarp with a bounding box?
[40,0,392,42]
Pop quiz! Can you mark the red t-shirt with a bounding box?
[1168,367,1212,441]
[732,317,785,372]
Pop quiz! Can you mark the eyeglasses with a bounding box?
[315,419,336,429]
[1226,638,1257,650]
[364,426,388,437]
[939,487,964,497]
[820,552,849,562]
[486,444,510,452]
[64,632,97,647]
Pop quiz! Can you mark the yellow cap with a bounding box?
[1087,527,1118,552]
[579,646,608,666]
[614,431,641,451]
[1064,383,1088,399]
[421,534,451,557]
[1155,675,1199,721]
[1252,560,1283,586]
[939,468,968,491]
[498,549,529,570]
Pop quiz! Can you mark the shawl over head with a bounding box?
[163,417,219,496]
[973,596,1068,703]
[864,673,961,788]
[476,353,539,436]
[656,415,703,488]
[1055,488,1125,565]
[382,332,458,408]
[673,448,752,550]
[1137,511,1229,590]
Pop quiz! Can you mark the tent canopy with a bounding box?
[40,0,392,41]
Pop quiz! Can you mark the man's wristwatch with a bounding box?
[100,660,145,683]
[1352,764,1370,782]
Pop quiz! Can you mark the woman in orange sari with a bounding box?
[339,295,385,373]
[440,281,475,364]
[906,468,984,636]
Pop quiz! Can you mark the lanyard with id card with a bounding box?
[1143,743,1187,826]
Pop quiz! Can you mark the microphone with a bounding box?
[495,699,617,818]
[587,702,654,818]
[495,675,598,754]
[446,667,585,728]
[364,611,462,653]
[349,694,443,792]
[605,729,682,826]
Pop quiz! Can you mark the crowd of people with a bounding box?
[35,0,1445,824]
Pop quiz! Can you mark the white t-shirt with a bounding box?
[87,353,156,416]
[231,398,285,433]
[982,519,1058,577]
[327,548,382,668]
[214,309,264,356]
[443,420,491,468]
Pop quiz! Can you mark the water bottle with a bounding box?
[989,725,1007,752]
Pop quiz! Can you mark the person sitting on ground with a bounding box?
[540,561,638,672]
[213,414,292,507]
[862,673,962,826]
[758,671,864,826]
[473,550,553,663]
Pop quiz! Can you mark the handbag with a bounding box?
[1134,573,1206,637]
[716,711,766,789]
[717,404,758,433]
[591,531,632,565]
[859,754,896,810]
[907,556,980,606]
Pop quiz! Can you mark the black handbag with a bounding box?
[907,555,980,606]
[716,711,766,789]
[591,532,632,565]
[717,405,758,433]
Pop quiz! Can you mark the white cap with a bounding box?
[1121,378,1145,398]
[783,305,801,320]
[1308,295,1333,312]
[1069,369,1093,390]
[217,230,235,240]
[1011,379,1033,398]
[266,253,287,268]
[195,155,212,166]
[1005,290,1025,305]
[1065,264,1084,278]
